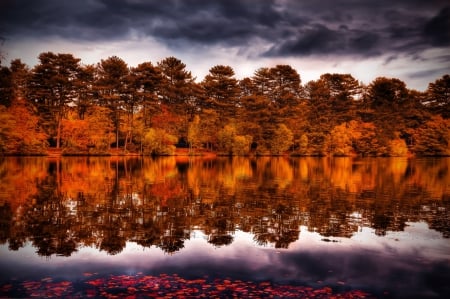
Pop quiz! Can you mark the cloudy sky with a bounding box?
[1,0,449,90]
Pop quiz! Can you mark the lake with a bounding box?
[0,156,449,298]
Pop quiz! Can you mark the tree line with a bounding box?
[0,52,449,156]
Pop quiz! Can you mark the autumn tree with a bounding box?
[268,65,304,146]
[246,67,300,153]
[366,77,409,109]
[0,63,12,106]
[389,137,408,156]
[239,94,272,154]
[365,78,409,126]
[217,124,238,155]
[9,59,30,100]
[75,64,95,120]
[217,124,252,155]
[60,106,114,154]
[325,122,354,156]
[238,77,256,97]
[319,73,360,123]
[187,115,202,153]
[304,79,332,155]
[143,128,178,155]
[198,108,221,150]
[0,98,48,154]
[233,135,253,155]
[28,52,81,148]
[157,56,196,138]
[252,67,272,96]
[426,74,450,118]
[298,134,309,155]
[352,121,383,156]
[413,115,450,156]
[96,56,129,149]
[269,64,301,108]
[0,105,15,152]
[202,65,239,125]
[269,124,294,155]
[130,62,162,127]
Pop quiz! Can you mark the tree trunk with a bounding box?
[56,112,62,149]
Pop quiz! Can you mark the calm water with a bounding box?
[0,156,449,298]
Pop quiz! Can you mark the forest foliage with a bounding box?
[0,52,449,156]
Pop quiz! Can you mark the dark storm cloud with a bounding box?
[263,25,382,57]
[424,6,450,47]
[0,0,448,59]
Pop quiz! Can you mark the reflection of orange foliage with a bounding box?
[187,159,221,203]
[59,157,115,205]
[388,158,408,184]
[408,158,450,198]
[150,179,184,206]
[310,157,376,194]
[1,155,449,256]
[187,157,253,202]
[327,158,374,193]
[142,157,178,184]
[269,157,293,189]
[0,158,48,211]
[222,157,253,192]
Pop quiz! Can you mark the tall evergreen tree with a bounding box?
[202,65,239,125]
[28,52,81,148]
[319,73,360,123]
[157,56,195,138]
[130,62,162,127]
[96,56,129,149]
[426,74,450,118]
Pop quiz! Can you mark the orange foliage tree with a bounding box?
[0,98,48,154]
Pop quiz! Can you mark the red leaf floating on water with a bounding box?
[87,278,104,287]
[86,289,97,298]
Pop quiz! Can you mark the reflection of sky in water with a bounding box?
[1,222,449,298]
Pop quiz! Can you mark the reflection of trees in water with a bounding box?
[0,157,449,256]
[0,203,12,246]
[206,217,234,247]
[252,203,300,248]
[209,234,234,247]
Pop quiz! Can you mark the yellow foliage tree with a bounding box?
[188,115,202,153]
[144,128,177,155]
[389,138,408,157]
[270,124,293,155]
[326,122,354,156]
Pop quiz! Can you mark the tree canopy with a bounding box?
[0,52,448,156]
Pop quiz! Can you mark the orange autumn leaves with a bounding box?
[0,98,48,155]
[2,53,449,157]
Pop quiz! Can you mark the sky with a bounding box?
[1,0,449,91]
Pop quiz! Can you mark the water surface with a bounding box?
[0,157,449,298]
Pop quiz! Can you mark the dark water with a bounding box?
[0,156,449,298]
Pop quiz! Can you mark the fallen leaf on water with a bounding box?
[3,273,375,298]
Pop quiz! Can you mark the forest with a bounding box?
[0,52,449,156]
